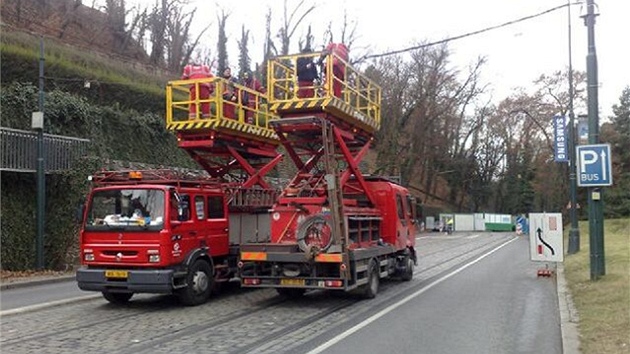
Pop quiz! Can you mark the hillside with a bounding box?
[1,0,148,63]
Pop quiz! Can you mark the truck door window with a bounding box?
[207,196,225,219]
[179,194,191,221]
[396,195,405,220]
[406,195,414,221]
[195,196,205,220]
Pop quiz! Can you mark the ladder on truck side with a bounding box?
[166,77,283,209]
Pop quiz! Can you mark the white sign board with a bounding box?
[528,213,564,263]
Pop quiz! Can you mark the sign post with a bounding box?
[576,144,611,279]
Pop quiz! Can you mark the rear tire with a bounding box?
[102,292,133,304]
[401,256,414,281]
[276,288,306,298]
[362,260,379,299]
[178,259,213,306]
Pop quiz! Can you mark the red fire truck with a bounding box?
[76,77,282,305]
[238,50,419,298]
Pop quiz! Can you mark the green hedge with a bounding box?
[0,82,195,271]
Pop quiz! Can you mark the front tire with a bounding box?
[102,291,133,304]
[178,259,213,306]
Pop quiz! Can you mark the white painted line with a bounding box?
[306,236,518,354]
[417,235,465,240]
[0,294,101,317]
[466,234,481,239]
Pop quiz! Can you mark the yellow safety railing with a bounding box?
[267,51,381,130]
[166,77,279,132]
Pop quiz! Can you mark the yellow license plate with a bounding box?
[280,278,305,286]
[105,270,128,279]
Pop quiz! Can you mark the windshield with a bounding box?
[85,188,165,230]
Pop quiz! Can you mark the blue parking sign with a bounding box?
[576,144,613,187]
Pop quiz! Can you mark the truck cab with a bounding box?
[76,171,231,306]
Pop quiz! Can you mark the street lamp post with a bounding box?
[583,0,605,280]
[567,0,580,254]
[34,38,46,269]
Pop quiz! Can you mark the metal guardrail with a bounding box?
[1,127,90,173]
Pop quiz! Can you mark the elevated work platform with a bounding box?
[165,77,283,190]
[166,77,280,145]
[267,51,381,137]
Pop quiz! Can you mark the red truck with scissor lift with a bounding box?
[238,50,419,298]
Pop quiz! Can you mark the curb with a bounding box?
[0,294,101,317]
[557,262,581,354]
[0,275,76,291]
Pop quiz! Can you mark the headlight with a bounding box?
[84,252,94,261]
[148,250,160,263]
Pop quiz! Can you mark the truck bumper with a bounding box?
[76,268,175,294]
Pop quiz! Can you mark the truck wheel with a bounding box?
[276,288,306,298]
[178,259,213,306]
[401,256,414,281]
[362,260,379,299]
[102,292,133,304]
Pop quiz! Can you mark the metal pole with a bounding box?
[567,0,580,254]
[584,0,605,279]
[36,39,46,269]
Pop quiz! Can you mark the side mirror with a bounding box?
[178,201,189,221]
[76,204,85,224]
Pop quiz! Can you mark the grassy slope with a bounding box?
[564,218,630,354]
[0,28,173,112]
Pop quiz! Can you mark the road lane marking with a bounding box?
[306,236,518,354]
[466,234,481,239]
[417,235,466,239]
[0,294,101,317]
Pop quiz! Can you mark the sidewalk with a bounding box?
[557,262,581,354]
[0,271,76,291]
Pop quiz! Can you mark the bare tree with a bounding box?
[260,8,276,87]
[277,0,315,55]
[216,9,230,75]
[148,0,168,66]
[371,44,488,211]
[168,7,210,72]
[237,25,251,78]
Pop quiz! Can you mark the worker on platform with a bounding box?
[221,67,238,119]
[296,46,319,99]
[181,58,213,119]
[240,70,265,124]
[319,42,349,98]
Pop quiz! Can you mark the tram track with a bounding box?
[1,233,514,354]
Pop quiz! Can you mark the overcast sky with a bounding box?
[177,0,629,118]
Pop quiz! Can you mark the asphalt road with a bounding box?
[0,232,564,354]
[309,235,562,354]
